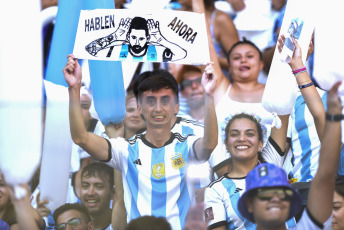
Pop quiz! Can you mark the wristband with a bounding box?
[292,67,306,74]
[298,82,314,89]
[326,113,344,122]
[294,70,307,77]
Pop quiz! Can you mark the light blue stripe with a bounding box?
[286,217,297,229]
[119,44,129,60]
[182,125,194,136]
[151,148,167,217]
[222,179,255,229]
[147,45,157,61]
[338,145,344,176]
[293,96,312,182]
[176,140,191,228]
[127,142,141,219]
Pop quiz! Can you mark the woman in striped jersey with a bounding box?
[203,111,289,230]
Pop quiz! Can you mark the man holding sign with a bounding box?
[63,55,217,230]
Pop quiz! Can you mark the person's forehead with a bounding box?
[81,174,107,183]
[231,44,258,56]
[80,94,91,102]
[229,118,257,131]
[56,210,82,224]
[183,70,202,81]
[142,88,176,98]
[126,97,138,107]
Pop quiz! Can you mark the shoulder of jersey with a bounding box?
[208,176,227,188]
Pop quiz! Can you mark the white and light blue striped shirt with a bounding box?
[286,89,327,182]
[106,132,199,230]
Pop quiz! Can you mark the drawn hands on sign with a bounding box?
[147,19,163,45]
[115,17,132,41]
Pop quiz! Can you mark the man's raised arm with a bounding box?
[307,82,343,224]
[63,54,109,161]
[194,63,218,161]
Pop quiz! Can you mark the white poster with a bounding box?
[73,9,210,65]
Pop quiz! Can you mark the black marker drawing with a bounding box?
[85,17,187,62]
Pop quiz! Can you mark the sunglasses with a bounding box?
[56,218,82,230]
[181,77,202,88]
[256,188,293,201]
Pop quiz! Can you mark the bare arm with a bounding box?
[225,0,245,12]
[105,125,127,230]
[63,54,109,161]
[7,185,44,230]
[216,11,239,70]
[270,114,289,153]
[307,82,342,223]
[194,63,218,161]
[278,35,325,139]
[192,0,229,104]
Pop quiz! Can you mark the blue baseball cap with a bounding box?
[238,163,303,222]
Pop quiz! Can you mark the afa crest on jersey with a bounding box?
[171,153,185,169]
[152,163,165,179]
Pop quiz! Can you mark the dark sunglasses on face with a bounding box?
[256,188,293,201]
[56,218,82,230]
[181,77,202,88]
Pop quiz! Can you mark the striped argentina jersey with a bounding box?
[172,117,212,188]
[286,89,327,182]
[204,176,255,230]
[106,132,200,230]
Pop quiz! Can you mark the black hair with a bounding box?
[133,69,179,104]
[126,216,172,230]
[335,176,344,198]
[53,203,91,224]
[224,113,265,166]
[128,17,149,36]
[226,38,263,64]
[81,162,114,189]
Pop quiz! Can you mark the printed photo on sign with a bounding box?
[284,18,304,53]
[73,9,210,65]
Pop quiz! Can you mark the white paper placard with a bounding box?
[73,9,210,65]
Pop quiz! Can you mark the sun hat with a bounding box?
[238,163,303,222]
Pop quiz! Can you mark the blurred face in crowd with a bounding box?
[228,44,263,83]
[56,209,93,230]
[332,190,344,230]
[80,94,92,128]
[181,70,205,110]
[246,188,292,229]
[225,118,263,163]
[124,96,146,136]
[0,172,10,211]
[80,173,112,216]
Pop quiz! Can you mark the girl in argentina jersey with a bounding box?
[204,112,289,230]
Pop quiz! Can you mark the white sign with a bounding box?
[73,9,210,65]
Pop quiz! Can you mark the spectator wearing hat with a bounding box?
[237,81,343,230]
